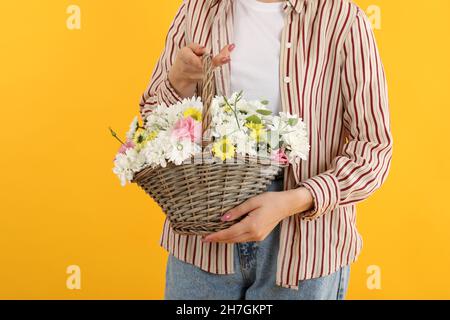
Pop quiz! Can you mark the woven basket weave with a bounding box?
[133,55,283,235]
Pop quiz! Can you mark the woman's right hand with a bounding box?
[168,43,235,99]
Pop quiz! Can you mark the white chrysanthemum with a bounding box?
[145,104,171,131]
[211,113,225,130]
[235,99,250,113]
[165,104,183,126]
[233,130,257,157]
[141,136,168,169]
[113,149,147,186]
[228,92,243,104]
[146,97,202,130]
[266,129,281,150]
[212,119,241,139]
[279,112,302,124]
[237,99,262,116]
[126,116,139,140]
[266,115,281,131]
[281,117,310,163]
[284,135,310,163]
[166,137,201,166]
[179,96,203,112]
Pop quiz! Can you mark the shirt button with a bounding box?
[286,42,292,49]
[284,77,291,83]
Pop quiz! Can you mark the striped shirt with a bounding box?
[139,0,393,290]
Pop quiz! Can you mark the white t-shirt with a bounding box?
[230,0,285,114]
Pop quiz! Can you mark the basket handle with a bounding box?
[201,54,215,148]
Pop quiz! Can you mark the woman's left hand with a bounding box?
[202,188,314,243]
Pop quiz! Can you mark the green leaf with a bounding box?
[288,118,299,126]
[246,115,262,124]
[261,100,269,105]
[256,109,272,116]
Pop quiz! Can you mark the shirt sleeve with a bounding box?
[139,2,187,120]
[299,9,393,220]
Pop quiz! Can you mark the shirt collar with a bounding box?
[209,0,305,14]
[284,0,306,14]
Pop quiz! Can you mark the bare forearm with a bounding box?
[282,187,314,218]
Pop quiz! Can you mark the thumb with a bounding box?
[187,43,207,56]
[221,196,258,222]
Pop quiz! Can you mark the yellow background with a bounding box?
[0,0,449,300]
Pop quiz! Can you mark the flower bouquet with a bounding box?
[111,56,309,235]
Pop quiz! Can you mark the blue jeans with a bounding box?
[165,178,350,300]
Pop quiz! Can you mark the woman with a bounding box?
[140,0,392,300]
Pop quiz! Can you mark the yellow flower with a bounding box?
[133,128,147,144]
[212,137,236,161]
[183,107,202,121]
[146,130,159,142]
[245,122,266,142]
[133,128,157,150]
[224,104,233,113]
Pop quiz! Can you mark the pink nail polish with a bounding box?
[221,214,231,221]
[229,43,236,51]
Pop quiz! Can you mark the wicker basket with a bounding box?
[132,55,283,235]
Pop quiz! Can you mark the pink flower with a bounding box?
[272,148,289,165]
[171,117,202,143]
[118,139,135,154]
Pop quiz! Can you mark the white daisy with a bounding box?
[166,137,201,166]
[126,116,139,140]
[113,148,146,186]
[141,136,168,169]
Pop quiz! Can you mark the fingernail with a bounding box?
[228,43,236,51]
[221,214,231,221]
[221,57,230,63]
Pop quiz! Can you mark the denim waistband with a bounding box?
[274,173,284,181]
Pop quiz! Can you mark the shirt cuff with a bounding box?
[161,78,183,106]
[299,173,340,221]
